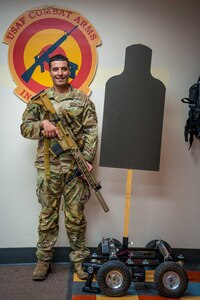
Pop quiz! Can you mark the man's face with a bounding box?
[49,60,70,88]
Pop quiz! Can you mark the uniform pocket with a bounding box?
[36,170,45,201]
[36,169,50,207]
[80,181,91,204]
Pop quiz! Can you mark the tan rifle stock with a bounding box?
[32,91,109,213]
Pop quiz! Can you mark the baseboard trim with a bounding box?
[0,247,199,265]
[0,247,71,264]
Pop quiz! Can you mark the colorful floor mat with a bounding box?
[69,270,200,300]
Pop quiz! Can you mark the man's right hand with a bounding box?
[40,120,59,138]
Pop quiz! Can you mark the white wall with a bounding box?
[1,0,200,250]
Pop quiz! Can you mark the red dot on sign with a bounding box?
[37,46,66,71]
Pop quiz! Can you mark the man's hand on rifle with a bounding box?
[87,162,93,172]
[40,120,59,138]
[80,161,93,181]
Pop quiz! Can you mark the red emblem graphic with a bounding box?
[3,6,101,102]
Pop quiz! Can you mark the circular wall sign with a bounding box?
[3,6,101,102]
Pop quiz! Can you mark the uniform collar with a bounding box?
[47,85,74,101]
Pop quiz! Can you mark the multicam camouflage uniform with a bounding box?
[20,86,98,264]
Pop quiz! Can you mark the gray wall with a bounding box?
[0,0,200,250]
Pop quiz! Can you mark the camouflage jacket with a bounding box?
[20,86,98,174]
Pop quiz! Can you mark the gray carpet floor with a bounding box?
[0,263,72,300]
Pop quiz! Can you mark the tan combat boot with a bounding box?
[73,262,88,280]
[32,259,51,281]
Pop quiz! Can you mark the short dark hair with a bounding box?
[49,54,70,69]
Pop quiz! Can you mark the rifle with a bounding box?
[32,91,109,213]
[21,25,78,83]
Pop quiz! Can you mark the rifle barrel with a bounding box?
[95,190,109,212]
[46,24,78,55]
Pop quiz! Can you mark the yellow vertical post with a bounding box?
[123,169,133,246]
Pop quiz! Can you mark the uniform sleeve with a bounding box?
[20,101,43,140]
[82,99,98,163]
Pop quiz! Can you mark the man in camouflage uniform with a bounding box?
[20,54,98,280]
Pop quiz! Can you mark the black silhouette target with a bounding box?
[100,44,166,171]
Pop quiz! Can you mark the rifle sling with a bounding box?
[44,138,51,181]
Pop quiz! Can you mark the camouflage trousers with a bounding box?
[36,169,90,263]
